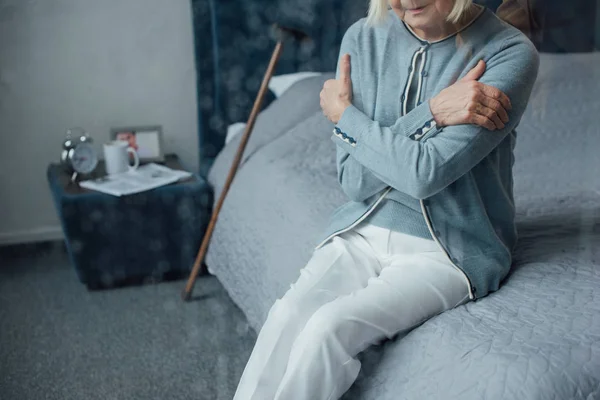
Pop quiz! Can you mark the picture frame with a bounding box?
[110,125,165,163]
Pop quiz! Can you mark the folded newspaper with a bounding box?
[80,163,193,197]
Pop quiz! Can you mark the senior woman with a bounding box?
[233,1,539,399]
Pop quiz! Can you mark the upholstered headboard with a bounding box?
[190,0,599,176]
[190,0,367,175]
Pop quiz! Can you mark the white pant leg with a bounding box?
[273,226,471,400]
[233,227,386,400]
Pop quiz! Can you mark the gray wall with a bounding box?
[0,0,198,244]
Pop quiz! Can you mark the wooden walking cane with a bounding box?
[182,25,307,301]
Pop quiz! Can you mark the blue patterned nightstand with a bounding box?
[47,154,213,289]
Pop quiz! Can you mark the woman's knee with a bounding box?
[297,302,346,347]
[281,241,346,302]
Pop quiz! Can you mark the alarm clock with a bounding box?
[61,127,99,182]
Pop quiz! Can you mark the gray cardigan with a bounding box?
[314,7,540,300]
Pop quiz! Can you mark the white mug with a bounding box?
[103,140,140,175]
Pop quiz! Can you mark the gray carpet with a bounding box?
[0,241,256,400]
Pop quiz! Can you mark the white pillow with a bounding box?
[225,72,324,144]
[225,122,247,145]
[268,72,323,97]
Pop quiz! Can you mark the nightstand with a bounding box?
[47,154,213,289]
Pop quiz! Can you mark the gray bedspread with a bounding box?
[205,53,600,399]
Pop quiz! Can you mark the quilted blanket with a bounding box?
[205,52,600,399]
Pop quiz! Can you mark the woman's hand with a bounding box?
[320,54,353,124]
[429,60,512,131]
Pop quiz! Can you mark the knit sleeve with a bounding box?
[331,24,390,202]
[332,34,539,200]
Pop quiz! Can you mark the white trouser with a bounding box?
[233,221,471,400]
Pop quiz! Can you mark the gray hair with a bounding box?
[366,0,473,26]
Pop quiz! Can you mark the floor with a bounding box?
[0,241,256,400]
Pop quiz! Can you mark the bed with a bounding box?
[196,2,600,399]
[204,50,600,399]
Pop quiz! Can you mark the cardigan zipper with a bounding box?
[410,46,474,299]
[314,186,393,250]
[408,49,474,298]
[420,199,475,300]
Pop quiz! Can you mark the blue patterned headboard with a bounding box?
[190,0,367,175]
[190,0,599,176]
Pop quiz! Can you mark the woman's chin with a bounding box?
[402,11,433,27]
[403,17,428,32]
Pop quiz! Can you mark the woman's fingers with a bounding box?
[470,113,496,131]
[339,54,351,83]
[479,104,505,129]
[430,77,511,130]
[478,95,509,124]
[479,84,512,111]
[469,102,504,130]
[468,96,505,130]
